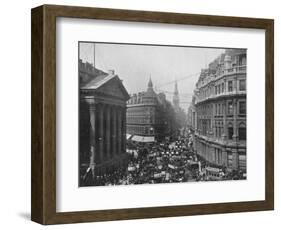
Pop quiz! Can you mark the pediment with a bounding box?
[96,76,130,101]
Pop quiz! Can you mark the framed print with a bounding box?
[31,4,274,225]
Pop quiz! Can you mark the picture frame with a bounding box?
[31,4,274,225]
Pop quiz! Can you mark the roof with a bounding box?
[80,73,115,89]
[79,64,130,100]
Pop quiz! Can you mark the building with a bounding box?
[126,78,176,142]
[191,49,247,172]
[172,81,187,130]
[187,95,196,131]
[79,60,130,180]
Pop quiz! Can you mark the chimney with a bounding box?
[108,69,115,75]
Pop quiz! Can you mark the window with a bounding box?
[215,127,218,137]
[215,104,218,115]
[222,83,224,93]
[228,81,233,92]
[228,123,233,140]
[241,56,246,65]
[218,85,221,94]
[239,79,246,91]
[145,127,149,134]
[238,123,246,140]
[239,101,246,114]
[228,101,233,115]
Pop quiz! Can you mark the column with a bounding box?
[234,76,238,94]
[89,103,96,170]
[99,105,104,163]
[232,149,239,170]
[209,145,215,163]
[233,99,238,141]
[95,105,100,164]
[118,108,122,155]
[112,107,117,157]
[222,149,228,167]
[224,79,227,94]
[106,106,111,160]
[195,111,197,131]
[214,148,217,164]
[115,107,119,155]
[212,103,216,136]
[122,108,126,153]
[222,100,227,140]
[110,107,114,158]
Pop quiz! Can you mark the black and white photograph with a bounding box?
[78,42,247,187]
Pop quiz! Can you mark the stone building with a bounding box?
[187,95,196,131]
[191,49,247,172]
[126,78,176,142]
[79,60,130,180]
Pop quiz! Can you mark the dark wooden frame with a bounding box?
[31,4,274,225]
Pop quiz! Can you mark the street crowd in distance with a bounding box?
[81,130,246,187]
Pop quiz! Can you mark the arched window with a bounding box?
[228,123,233,140]
[238,123,246,140]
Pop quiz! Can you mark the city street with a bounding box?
[82,129,245,186]
[79,45,247,187]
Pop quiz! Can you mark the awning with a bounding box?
[126,134,133,140]
[131,135,155,143]
[206,167,221,173]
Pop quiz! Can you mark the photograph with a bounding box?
[78,42,247,187]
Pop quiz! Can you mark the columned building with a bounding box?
[79,60,130,181]
[190,49,247,172]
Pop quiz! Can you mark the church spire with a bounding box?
[148,76,153,89]
[174,81,179,95]
[173,80,180,109]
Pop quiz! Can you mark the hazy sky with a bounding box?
[79,42,224,111]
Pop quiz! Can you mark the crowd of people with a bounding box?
[81,130,246,186]
[82,132,199,186]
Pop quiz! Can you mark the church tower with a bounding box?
[147,76,155,94]
[173,81,180,109]
[148,77,153,89]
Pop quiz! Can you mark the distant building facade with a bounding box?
[173,81,180,110]
[79,60,130,181]
[172,81,187,130]
[187,95,196,131]
[191,49,247,172]
[126,78,176,142]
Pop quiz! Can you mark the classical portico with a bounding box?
[79,68,130,177]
